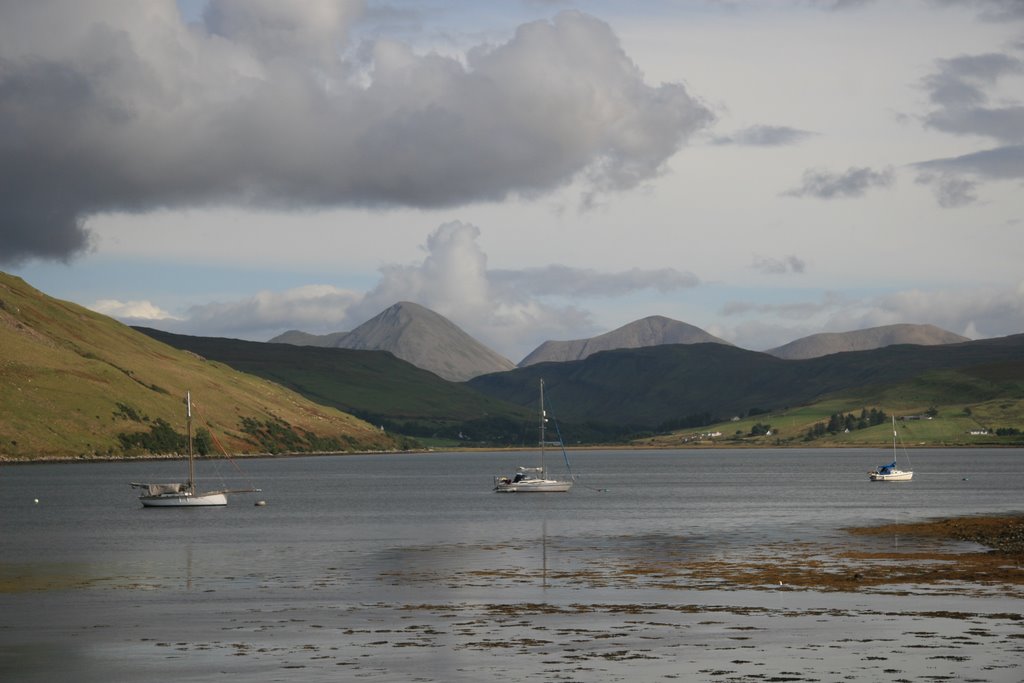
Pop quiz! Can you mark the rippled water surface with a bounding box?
[2,449,1022,681]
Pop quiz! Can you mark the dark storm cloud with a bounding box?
[782,166,894,199]
[0,1,713,265]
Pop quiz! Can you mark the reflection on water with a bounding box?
[1,449,1023,682]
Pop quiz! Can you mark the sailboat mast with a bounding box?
[892,415,897,456]
[186,391,195,492]
[539,379,546,478]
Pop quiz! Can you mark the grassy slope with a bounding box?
[135,328,532,425]
[0,273,400,459]
[143,328,1024,449]
[469,338,1024,429]
[637,362,1024,448]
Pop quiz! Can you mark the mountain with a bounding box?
[272,329,347,346]
[469,335,1024,429]
[134,326,1024,446]
[0,272,400,459]
[138,327,531,429]
[766,324,969,360]
[519,315,731,367]
[269,302,515,381]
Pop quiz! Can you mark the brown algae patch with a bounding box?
[379,515,1024,596]
[847,514,1024,554]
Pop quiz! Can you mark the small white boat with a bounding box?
[494,379,573,493]
[869,416,914,482]
[495,467,573,493]
[131,392,260,507]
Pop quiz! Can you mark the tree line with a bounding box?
[805,408,887,440]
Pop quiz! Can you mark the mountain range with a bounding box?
[5,269,1022,458]
[519,315,731,366]
[273,301,972,381]
[766,324,969,360]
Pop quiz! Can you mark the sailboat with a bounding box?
[868,415,914,481]
[130,391,260,507]
[494,379,573,493]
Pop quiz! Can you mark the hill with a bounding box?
[0,272,402,460]
[269,301,515,381]
[137,328,532,441]
[519,315,730,366]
[469,335,1024,431]
[766,323,969,360]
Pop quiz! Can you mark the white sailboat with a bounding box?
[868,416,914,482]
[131,391,260,507]
[494,379,573,493]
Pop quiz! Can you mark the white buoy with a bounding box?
[34,498,39,504]
[255,500,267,507]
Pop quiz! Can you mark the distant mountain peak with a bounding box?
[519,315,731,367]
[766,323,969,360]
[270,301,514,381]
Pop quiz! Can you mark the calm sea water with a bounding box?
[2,449,1022,682]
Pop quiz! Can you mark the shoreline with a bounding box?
[3,442,1023,464]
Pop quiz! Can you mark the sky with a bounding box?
[2,0,1023,363]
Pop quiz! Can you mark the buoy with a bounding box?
[33,498,39,504]
[255,500,267,507]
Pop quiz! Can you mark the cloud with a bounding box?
[912,49,1024,205]
[914,145,1024,205]
[931,0,1024,22]
[783,166,895,199]
[914,171,979,208]
[711,125,814,147]
[491,265,699,298]
[915,144,1024,179]
[920,53,1024,142]
[0,3,713,265]
[112,220,701,360]
[183,285,363,337]
[107,284,363,339]
[826,285,1024,340]
[721,292,849,320]
[721,284,1024,349]
[750,255,806,275]
[349,221,699,356]
[90,299,178,320]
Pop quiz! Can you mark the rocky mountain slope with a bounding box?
[766,323,969,360]
[270,301,515,381]
[519,315,731,366]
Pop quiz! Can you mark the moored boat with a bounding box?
[494,379,573,493]
[130,391,259,507]
[869,416,914,482]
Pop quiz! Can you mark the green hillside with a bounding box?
[468,338,1024,430]
[0,273,404,460]
[135,328,534,443]
[636,362,1024,448]
[6,268,1023,455]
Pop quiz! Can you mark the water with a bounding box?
[2,449,1022,681]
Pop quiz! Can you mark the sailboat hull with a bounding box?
[139,492,228,507]
[869,471,913,482]
[495,480,573,493]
